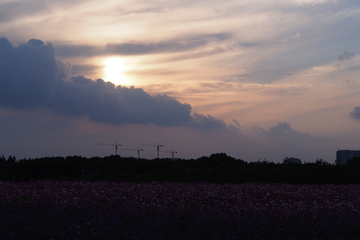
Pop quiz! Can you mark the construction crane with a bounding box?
[119,147,144,159]
[161,149,178,159]
[96,142,122,156]
[138,143,163,159]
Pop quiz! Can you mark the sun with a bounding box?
[102,57,130,86]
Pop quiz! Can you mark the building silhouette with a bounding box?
[336,150,360,165]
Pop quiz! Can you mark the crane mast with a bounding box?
[138,143,163,158]
[161,149,178,159]
[119,147,144,159]
[96,142,122,156]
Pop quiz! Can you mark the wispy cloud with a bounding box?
[0,0,88,23]
[338,51,355,61]
[54,33,232,58]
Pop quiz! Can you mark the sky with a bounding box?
[0,0,359,163]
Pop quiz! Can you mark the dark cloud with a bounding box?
[70,64,101,77]
[350,107,360,120]
[232,119,240,128]
[0,37,69,109]
[52,76,193,125]
[338,51,355,61]
[0,37,226,129]
[255,122,311,141]
[190,113,227,129]
[55,33,232,58]
[55,45,103,58]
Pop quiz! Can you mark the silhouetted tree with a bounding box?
[0,155,6,164]
[0,154,355,183]
[7,155,15,163]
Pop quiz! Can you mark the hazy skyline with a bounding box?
[0,0,359,162]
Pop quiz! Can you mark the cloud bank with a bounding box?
[254,122,311,141]
[0,37,226,129]
[350,107,360,120]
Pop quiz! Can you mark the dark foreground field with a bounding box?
[1,181,360,239]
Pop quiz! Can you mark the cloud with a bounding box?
[105,40,206,55]
[254,122,311,141]
[190,113,227,129]
[55,33,232,58]
[291,33,301,39]
[0,0,87,23]
[232,119,241,128]
[0,1,45,23]
[0,37,69,108]
[350,107,360,120]
[70,64,101,77]
[338,51,355,61]
[0,37,227,129]
[54,44,103,58]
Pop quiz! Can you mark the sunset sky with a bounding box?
[0,0,359,162]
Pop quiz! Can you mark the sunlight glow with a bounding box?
[102,57,130,86]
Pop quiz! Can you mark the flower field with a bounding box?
[1,181,360,239]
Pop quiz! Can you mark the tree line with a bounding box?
[0,153,359,184]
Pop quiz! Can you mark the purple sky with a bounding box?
[0,0,360,162]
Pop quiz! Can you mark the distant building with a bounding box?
[335,150,360,165]
[283,157,302,164]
